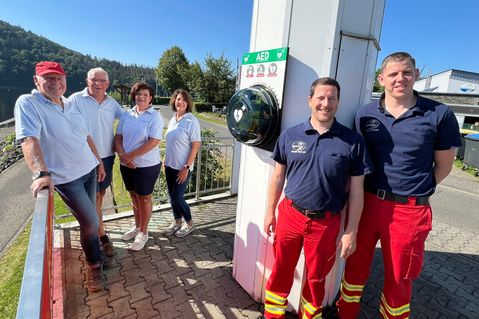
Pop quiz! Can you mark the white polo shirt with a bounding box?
[68,88,124,158]
[117,106,164,168]
[164,112,201,170]
[14,90,99,185]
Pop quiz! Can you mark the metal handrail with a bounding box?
[16,189,54,319]
[0,118,15,128]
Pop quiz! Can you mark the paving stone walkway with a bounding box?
[54,196,479,319]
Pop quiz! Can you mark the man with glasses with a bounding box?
[15,61,107,292]
[69,68,124,258]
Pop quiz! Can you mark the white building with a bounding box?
[414,69,479,94]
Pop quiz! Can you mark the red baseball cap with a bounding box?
[35,61,66,76]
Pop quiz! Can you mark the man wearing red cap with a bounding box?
[14,61,108,292]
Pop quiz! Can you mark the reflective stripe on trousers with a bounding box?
[264,198,340,319]
[337,192,431,319]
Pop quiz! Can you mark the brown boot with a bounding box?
[87,263,103,292]
[102,241,115,257]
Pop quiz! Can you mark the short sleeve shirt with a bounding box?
[117,106,164,168]
[164,112,201,170]
[14,90,99,184]
[68,88,124,158]
[273,119,373,211]
[355,92,462,196]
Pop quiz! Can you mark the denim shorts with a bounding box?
[97,155,115,192]
[120,163,161,196]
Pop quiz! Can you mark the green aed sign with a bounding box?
[242,47,289,65]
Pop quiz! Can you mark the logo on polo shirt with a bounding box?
[364,119,380,132]
[291,141,307,153]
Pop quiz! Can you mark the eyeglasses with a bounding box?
[88,78,109,83]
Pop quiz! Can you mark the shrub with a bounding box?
[153,96,171,105]
[189,128,225,193]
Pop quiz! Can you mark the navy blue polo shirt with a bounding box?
[355,92,461,197]
[272,119,373,212]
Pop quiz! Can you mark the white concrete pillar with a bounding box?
[232,0,386,313]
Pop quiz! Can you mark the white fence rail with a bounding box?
[55,138,239,223]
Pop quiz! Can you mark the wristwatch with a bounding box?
[32,171,51,180]
[184,164,190,170]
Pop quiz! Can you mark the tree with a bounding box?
[200,53,235,102]
[156,46,189,94]
[373,69,384,93]
[0,20,156,92]
[180,61,204,100]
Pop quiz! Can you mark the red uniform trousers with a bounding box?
[264,198,340,319]
[337,192,432,319]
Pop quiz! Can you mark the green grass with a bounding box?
[454,159,479,178]
[194,111,227,126]
[111,157,135,212]
[54,193,77,223]
[0,223,30,318]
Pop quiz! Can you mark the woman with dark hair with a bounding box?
[163,89,201,237]
[115,82,163,251]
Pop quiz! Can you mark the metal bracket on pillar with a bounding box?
[340,30,381,50]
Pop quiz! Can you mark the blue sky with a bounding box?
[379,1,479,75]
[1,1,478,76]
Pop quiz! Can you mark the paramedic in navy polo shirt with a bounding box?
[338,52,462,319]
[262,77,373,319]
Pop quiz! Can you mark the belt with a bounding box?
[285,197,339,219]
[367,188,429,206]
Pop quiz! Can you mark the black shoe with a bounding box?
[323,304,340,319]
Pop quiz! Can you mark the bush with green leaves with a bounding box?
[190,128,225,193]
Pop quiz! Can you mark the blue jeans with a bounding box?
[165,166,192,222]
[55,169,101,264]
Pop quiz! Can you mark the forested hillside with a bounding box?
[0,20,156,93]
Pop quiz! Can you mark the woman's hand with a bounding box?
[119,153,136,169]
[176,167,189,184]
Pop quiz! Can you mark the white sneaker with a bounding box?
[121,226,140,241]
[175,223,194,238]
[163,221,183,235]
[130,232,149,251]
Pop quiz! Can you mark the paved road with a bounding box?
[0,126,36,254]
[430,167,479,233]
[0,159,35,254]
